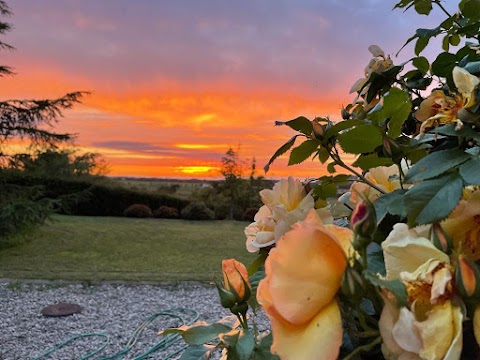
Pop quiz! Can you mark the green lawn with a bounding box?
[0,215,254,282]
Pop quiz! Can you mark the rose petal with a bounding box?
[265,213,346,325]
[269,300,342,360]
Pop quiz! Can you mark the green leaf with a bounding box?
[415,36,430,55]
[247,267,265,312]
[434,124,480,142]
[449,34,461,46]
[253,332,280,360]
[318,146,329,163]
[404,148,470,183]
[464,61,480,75]
[324,119,364,140]
[235,330,255,360]
[412,56,430,73]
[416,26,442,38]
[275,116,313,135]
[414,0,432,15]
[363,270,407,307]
[442,35,450,52]
[327,162,336,174]
[460,0,480,20]
[431,52,457,77]
[352,153,394,170]
[179,345,215,360]
[337,125,383,154]
[367,243,386,276]
[374,189,407,223]
[460,158,480,184]
[383,88,412,138]
[181,323,233,345]
[405,174,463,225]
[288,139,319,166]
[313,182,338,200]
[264,135,300,173]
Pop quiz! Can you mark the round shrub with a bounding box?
[242,207,259,222]
[153,205,179,219]
[123,204,153,218]
[180,201,215,220]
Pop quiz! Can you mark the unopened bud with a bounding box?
[215,283,237,309]
[341,266,365,299]
[230,302,249,318]
[222,259,251,303]
[455,255,480,299]
[311,118,325,140]
[431,223,453,255]
[351,200,377,239]
[341,108,351,120]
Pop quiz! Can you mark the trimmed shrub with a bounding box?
[180,201,215,220]
[153,206,179,219]
[123,204,153,218]
[242,207,259,222]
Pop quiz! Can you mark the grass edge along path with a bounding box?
[0,215,254,282]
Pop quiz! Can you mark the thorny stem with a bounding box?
[341,336,382,360]
[329,147,386,195]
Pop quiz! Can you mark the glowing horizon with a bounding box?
[0,1,449,179]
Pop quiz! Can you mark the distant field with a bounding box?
[109,177,214,200]
[0,215,254,282]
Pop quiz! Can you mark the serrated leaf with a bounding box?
[248,267,265,312]
[412,56,430,73]
[374,189,407,223]
[253,332,280,360]
[338,124,383,154]
[235,330,255,360]
[383,88,412,138]
[324,119,364,140]
[459,158,480,184]
[179,345,215,360]
[404,148,470,183]
[181,323,233,345]
[460,0,480,20]
[276,116,313,135]
[327,162,336,174]
[318,146,329,163]
[405,174,463,225]
[352,153,394,170]
[363,270,407,307]
[288,139,319,166]
[313,182,337,200]
[431,52,457,77]
[415,36,430,55]
[434,124,480,142]
[264,135,300,173]
[414,0,432,15]
[367,243,386,276]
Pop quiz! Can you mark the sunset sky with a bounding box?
[1,0,449,178]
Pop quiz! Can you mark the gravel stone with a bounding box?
[0,281,268,360]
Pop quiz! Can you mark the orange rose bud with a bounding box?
[431,223,453,255]
[455,255,480,299]
[222,259,251,303]
[311,118,325,140]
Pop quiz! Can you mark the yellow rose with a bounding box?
[442,188,480,260]
[245,177,333,252]
[222,259,251,301]
[350,164,401,204]
[379,223,463,360]
[257,209,352,360]
[415,67,480,135]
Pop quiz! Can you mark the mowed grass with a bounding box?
[0,215,254,282]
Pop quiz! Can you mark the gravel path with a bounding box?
[0,281,267,360]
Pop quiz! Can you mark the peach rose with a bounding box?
[257,209,352,359]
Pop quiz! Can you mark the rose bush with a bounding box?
[165,1,480,359]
